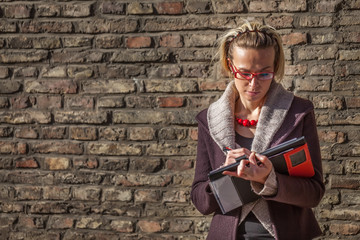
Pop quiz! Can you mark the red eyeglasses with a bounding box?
[228,61,274,81]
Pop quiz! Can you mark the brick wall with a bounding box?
[0,0,359,239]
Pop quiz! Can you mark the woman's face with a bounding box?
[230,46,275,104]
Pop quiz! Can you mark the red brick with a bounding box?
[157,97,184,107]
[137,220,162,233]
[155,2,184,15]
[282,32,307,45]
[126,36,152,48]
[15,158,39,168]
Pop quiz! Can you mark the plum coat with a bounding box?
[191,81,325,240]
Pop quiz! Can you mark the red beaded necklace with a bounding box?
[235,117,258,127]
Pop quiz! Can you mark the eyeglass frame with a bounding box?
[227,59,274,81]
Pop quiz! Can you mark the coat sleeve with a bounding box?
[263,110,325,208]
[190,116,221,215]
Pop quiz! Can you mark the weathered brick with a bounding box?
[102,188,132,201]
[113,173,171,187]
[32,142,83,155]
[17,215,46,229]
[249,1,277,12]
[0,111,51,124]
[62,3,93,17]
[3,4,33,18]
[10,95,34,109]
[0,50,48,63]
[155,2,184,14]
[45,157,71,170]
[52,50,103,63]
[111,49,168,62]
[146,143,196,156]
[158,127,187,141]
[282,32,307,45]
[70,127,97,140]
[0,67,9,79]
[126,36,152,48]
[145,79,198,93]
[62,36,93,47]
[339,49,360,60]
[0,127,13,137]
[329,222,360,235]
[213,0,244,13]
[65,96,94,109]
[82,80,136,93]
[129,158,161,173]
[330,175,360,189]
[299,15,333,27]
[295,78,331,92]
[73,157,98,169]
[101,2,125,14]
[15,186,42,200]
[143,17,206,32]
[98,127,126,141]
[128,2,153,15]
[278,0,306,12]
[96,35,122,48]
[36,4,61,17]
[157,96,185,108]
[169,219,193,233]
[14,127,38,139]
[297,45,337,60]
[311,31,336,44]
[41,66,67,78]
[110,220,134,233]
[43,186,71,200]
[87,142,142,156]
[313,95,345,110]
[48,216,74,229]
[0,81,22,94]
[266,15,294,28]
[20,21,73,33]
[0,20,17,32]
[137,220,162,233]
[186,0,213,14]
[315,0,342,13]
[14,67,38,78]
[100,157,128,171]
[54,110,107,124]
[73,186,101,201]
[25,80,77,94]
[41,127,66,139]
[166,158,193,171]
[15,158,39,169]
[129,127,155,141]
[0,97,9,108]
[67,66,94,79]
[36,95,62,109]
[160,34,183,47]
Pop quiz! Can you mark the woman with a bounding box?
[191,21,325,240]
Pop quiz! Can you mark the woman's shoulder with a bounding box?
[195,108,209,127]
[291,95,314,113]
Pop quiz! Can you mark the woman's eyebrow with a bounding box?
[236,66,273,72]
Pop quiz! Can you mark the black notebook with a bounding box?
[208,136,315,214]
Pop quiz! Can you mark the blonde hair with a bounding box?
[216,20,285,82]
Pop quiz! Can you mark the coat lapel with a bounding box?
[207,81,294,152]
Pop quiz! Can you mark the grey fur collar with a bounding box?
[207,81,294,153]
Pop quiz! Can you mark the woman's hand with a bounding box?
[223,152,273,184]
[223,147,252,166]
